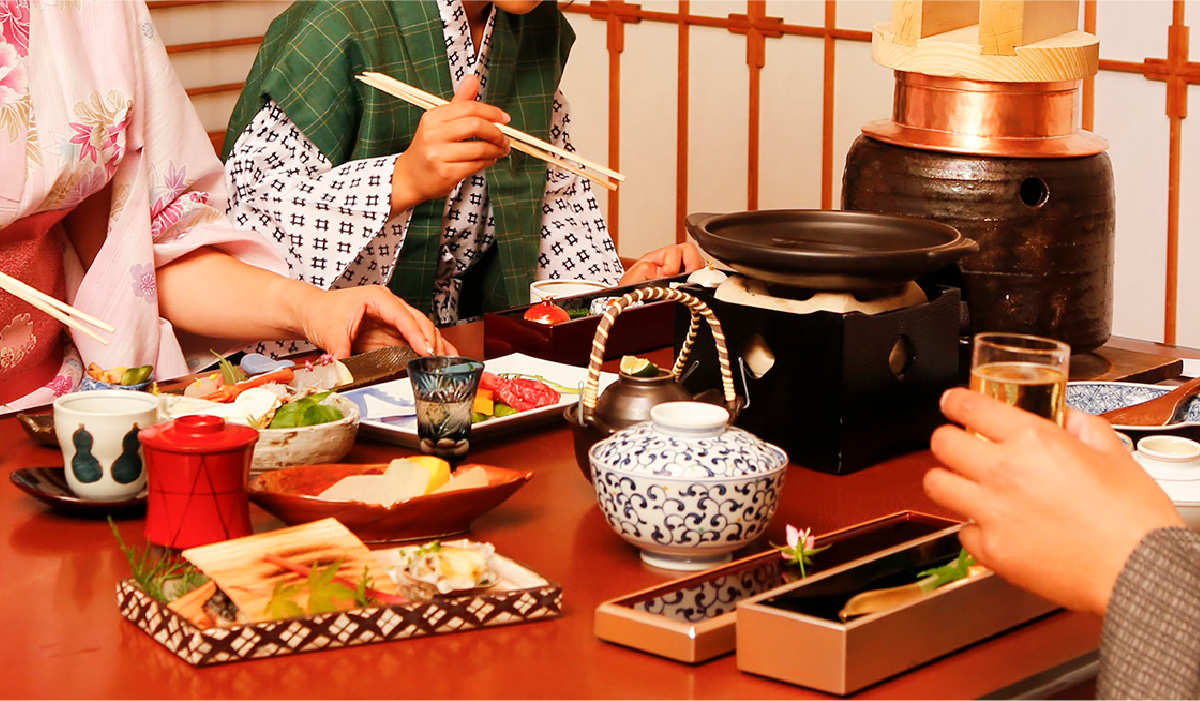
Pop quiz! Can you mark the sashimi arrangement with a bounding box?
[471,371,564,423]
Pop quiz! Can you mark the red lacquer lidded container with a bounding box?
[139,415,259,549]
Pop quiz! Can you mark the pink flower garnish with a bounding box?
[777,524,828,579]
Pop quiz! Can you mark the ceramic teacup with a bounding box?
[53,390,159,501]
[529,279,607,303]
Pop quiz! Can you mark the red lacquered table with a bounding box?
[11,324,1176,699]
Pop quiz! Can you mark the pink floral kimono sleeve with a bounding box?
[26,2,285,380]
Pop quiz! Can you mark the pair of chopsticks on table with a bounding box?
[0,270,113,344]
[356,72,624,192]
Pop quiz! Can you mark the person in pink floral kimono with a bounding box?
[0,0,450,412]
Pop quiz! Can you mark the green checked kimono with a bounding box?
[223,0,622,338]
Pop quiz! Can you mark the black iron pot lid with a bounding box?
[685,209,978,292]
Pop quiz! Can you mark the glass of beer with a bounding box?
[970,333,1071,425]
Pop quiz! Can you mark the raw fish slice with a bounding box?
[240,354,295,376]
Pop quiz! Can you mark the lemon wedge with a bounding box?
[405,455,452,493]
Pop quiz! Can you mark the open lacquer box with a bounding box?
[594,512,958,663]
[735,523,1059,695]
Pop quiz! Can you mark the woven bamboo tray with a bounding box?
[116,555,562,666]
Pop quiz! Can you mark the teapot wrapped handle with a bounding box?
[582,286,737,420]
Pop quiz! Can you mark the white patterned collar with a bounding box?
[437,0,496,98]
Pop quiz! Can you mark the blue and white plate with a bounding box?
[1068,381,1200,431]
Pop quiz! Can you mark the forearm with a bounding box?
[390,155,425,216]
[1099,526,1200,699]
[155,249,317,342]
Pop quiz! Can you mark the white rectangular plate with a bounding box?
[348,353,617,449]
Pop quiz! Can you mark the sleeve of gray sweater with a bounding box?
[1099,526,1200,699]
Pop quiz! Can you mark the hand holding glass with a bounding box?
[408,356,484,466]
[970,332,1071,426]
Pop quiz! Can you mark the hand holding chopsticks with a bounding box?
[0,270,113,345]
[356,72,623,192]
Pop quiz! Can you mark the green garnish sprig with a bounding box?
[210,351,248,386]
[916,548,977,592]
[108,517,208,603]
[264,559,359,620]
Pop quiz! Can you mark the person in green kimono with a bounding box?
[223,0,702,355]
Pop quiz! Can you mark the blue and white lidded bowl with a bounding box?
[588,401,789,570]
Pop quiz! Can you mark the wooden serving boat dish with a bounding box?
[248,463,532,543]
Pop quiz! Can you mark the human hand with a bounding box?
[618,241,706,285]
[391,74,511,213]
[924,388,1184,616]
[296,285,456,359]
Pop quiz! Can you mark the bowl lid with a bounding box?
[139,415,259,453]
[589,402,787,478]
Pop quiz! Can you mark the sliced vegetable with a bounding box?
[120,365,154,386]
[494,403,518,418]
[473,388,495,416]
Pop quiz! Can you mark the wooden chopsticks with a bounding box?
[356,72,623,192]
[0,270,113,345]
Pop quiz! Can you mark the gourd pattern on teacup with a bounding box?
[69,424,144,484]
[591,467,784,552]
